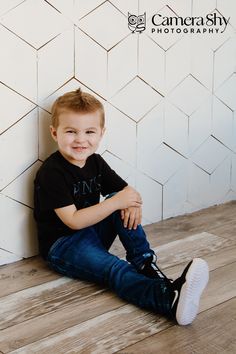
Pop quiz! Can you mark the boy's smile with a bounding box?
[50,110,105,168]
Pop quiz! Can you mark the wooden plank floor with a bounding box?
[0,201,236,354]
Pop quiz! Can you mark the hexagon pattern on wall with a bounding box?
[0,0,236,264]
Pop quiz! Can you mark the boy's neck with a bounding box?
[58,150,88,168]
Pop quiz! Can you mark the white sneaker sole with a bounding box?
[176,258,209,326]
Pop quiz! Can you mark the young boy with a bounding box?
[34,88,209,326]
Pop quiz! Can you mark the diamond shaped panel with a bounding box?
[167,0,192,17]
[0,109,38,190]
[193,0,216,15]
[46,0,76,22]
[215,74,236,111]
[110,77,163,121]
[138,143,186,184]
[38,28,74,103]
[214,37,236,90]
[108,34,138,97]
[0,248,22,266]
[75,0,106,20]
[166,37,191,93]
[139,0,166,17]
[190,38,214,91]
[0,26,37,102]
[1,0,71,49]
[164,101,188,157]
[75,28,107,98]
[0,194,38,257]
[78,2,129,50]
[110,0,138,15]
[212,96,234,149]
[163,160,189,218]
[0,84,35,134]
[106,104,136,166]
[189,97,212,154]
[147,6,184,51]
[139,35,165,94]
[137,102,164,156]
[191,136,230,174]
[102,151,135,183]
[209,157,231,204]
[2,161,42,208]
[188,162,211,208]
[0,0,24,16]
[136,172,162,223]
[168,76,210,116]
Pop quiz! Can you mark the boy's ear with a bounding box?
[101,127,106,136]
[50,125,58,142]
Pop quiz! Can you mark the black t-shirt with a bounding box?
[33,151,127,259]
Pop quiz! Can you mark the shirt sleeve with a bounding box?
[35,166,74,211]
[100,156,128,196]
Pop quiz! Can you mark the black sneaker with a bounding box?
[139,256,168,280]
[170,258,209,325]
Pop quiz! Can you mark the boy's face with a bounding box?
[50,110,105,167]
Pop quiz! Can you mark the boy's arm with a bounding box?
[55,186,142,230]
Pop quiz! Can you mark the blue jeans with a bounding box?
[47,210,173,318]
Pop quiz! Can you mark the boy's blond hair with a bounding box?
[51,88,105,128]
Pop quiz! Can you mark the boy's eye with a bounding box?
[66,130,76,134]
[86,131,95,134]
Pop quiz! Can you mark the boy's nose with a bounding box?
[75,133,86,143]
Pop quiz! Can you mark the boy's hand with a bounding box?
[121,206,142,230]
[112,186,142,210]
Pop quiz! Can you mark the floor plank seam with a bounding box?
[208,260,236,272]
[2,301,129,350]
[113,321,176,354]
[200,296,236,315]
[0,288,122,332]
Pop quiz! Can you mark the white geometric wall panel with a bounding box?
[0,109,38,189]
[0,25,37,102]
[163,159,189,219]
[147,6,186,51]
[75,28,107,98]
[0,84,35,134]
[110,1,138,16]
[38,28,74,102]
[0,0,236,265]
[188,97,212,154]
[137,102,164,156]
[167,76,210,116]
[136,172,162,224]
[79,2,129,50]
[108,34,138,97]
[139,35,165,94]
[110,77,163,121]
[191,136,230,174]
[1,0,71,49]
[105,104,136,166]
[232,154,236,191]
